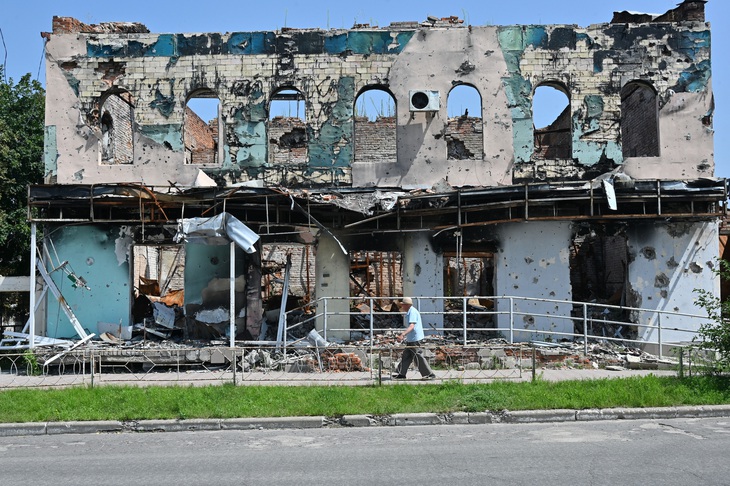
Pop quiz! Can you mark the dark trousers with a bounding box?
[397,341,434,377]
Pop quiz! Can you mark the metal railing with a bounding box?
[0,344,524,389]
[281,295,708,359]
[0,294,711,389]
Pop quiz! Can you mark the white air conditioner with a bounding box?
[409,90,440,112]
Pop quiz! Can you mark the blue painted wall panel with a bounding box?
[45,225,130,339]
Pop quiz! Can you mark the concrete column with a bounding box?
[627,220,719,346]
[494,221,573,342]
[315,233,350,340]
[401,232,443,334]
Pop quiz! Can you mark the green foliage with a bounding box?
[0,67,45,325]
[22,350,41,376]
[694,259,730,372]
[0,66,45,276]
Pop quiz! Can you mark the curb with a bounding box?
[1,405,730,437]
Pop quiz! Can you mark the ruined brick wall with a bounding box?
[268,117,308,166]
[262,243,315,301]
[44,4,712,189]
[100,93,133,164]
[184,107,217,165]
[621,84,659,158]
[51,16,149,34]
[532,107,572,161]
[445,117,483,160]
[354,116,396,163]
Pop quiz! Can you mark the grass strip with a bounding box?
[0,375,728,424]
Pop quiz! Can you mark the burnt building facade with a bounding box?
[30,0,721,345]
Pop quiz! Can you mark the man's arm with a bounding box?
[398,322,415,342]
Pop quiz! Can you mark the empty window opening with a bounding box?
[569,228,628,304]
[185,94,220,165]
[621,82,659,157]
[269,89,307,165]
[443,253,494,297]
[443,252,495,339]
[259,243,314,340]
[569,227,635,340]
[532,84,571,160]
[446,85,483,160]
[100,92,134,164]
[132,245,185,334]
[349,250,403,330]
[354,88,396,163]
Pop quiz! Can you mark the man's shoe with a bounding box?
[423,374,436,380]
[392,374,407,380]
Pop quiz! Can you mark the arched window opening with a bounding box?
[269,88,307,165]
[621,82,659,157]
[185,93,220,165]
[100,92,134,164]
[446,85,483,160]
[354,88,396,163]
[532,84,571,160]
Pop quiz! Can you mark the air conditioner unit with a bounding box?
[409,90,440,112]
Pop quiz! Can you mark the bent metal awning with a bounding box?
[174,212,259,253]
[28,178,729,239]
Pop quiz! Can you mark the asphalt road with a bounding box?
[2,417,729,485]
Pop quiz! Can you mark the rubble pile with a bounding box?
[11,319,681,375]
[325,352,368,372]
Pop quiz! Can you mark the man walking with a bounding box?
[393,297,436,380]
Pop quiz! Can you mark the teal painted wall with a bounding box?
[45,225,131,339]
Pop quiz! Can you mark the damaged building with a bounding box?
[22,0,722,352]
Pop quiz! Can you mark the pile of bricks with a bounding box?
[325,352,367,372]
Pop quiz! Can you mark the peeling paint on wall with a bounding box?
[308,77,355,170]
[673,59,711,93]
[150,80,176,117]
[45,11,713,187]
[138,124,183,151]
[115,226,134,266]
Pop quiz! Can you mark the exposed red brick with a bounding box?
[52,16,149,34]
[184,107,217,165]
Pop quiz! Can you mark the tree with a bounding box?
[0,66,45,323]
[693,259,730,372]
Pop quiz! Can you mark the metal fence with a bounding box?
[0,294,712,389]
[0,343,524,389]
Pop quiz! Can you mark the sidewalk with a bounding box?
[0,365,681,388]
[1,367,728,437]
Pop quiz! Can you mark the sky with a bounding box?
[1,0,728,176]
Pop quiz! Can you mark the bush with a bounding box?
[694,259,730,372]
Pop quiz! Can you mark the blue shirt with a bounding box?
[404,306,424,342]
